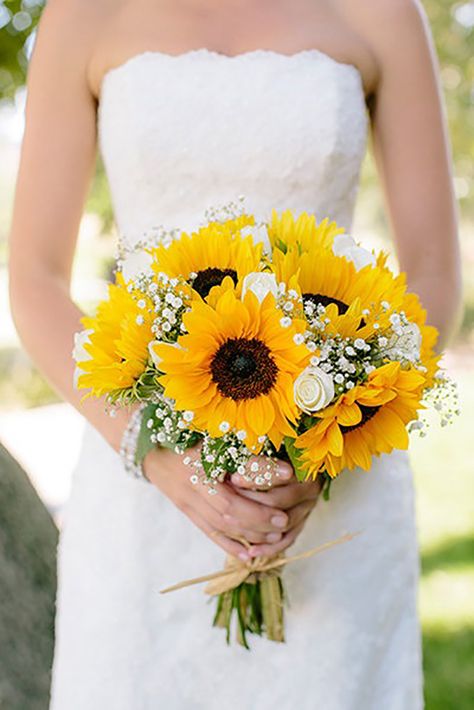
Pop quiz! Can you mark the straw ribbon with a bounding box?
[159,529,363,596]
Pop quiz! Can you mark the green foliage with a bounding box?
[283,435,307,482]
[134,402,159,465]
[0,1,44,102]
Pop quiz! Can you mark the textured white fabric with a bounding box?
[49,49,424,710]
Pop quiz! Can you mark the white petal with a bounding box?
[121,250,153,283]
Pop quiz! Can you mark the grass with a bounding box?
[411,365,474,709]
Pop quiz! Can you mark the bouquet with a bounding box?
[73,197,458,648]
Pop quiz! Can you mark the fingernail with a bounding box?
[271,515,287,528]
[266,532,282,543]
[238,551,250,561]
[277,465,292,479]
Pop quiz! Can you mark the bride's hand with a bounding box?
[229,459,324,558]
[142,443,297,561]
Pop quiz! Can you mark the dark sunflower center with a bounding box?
[340,404,381,434]
[302,292,349,315]
[210,337,278,400]
[192,267,238,299]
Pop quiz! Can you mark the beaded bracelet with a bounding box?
[119,402,151,483]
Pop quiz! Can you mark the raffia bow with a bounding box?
[160,530,362,595]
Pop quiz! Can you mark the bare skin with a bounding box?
[8,0,462,561]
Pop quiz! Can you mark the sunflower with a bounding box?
[147,214,262,301]
[267,208,345,254]
[293,361,427,479]
[150,284,312,451]
[272,244,408,340]
[76,271,154,401]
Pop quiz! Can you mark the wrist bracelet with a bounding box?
[119,402,151,483]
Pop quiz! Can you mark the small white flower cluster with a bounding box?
[203,195,247,225]
[381,312,423,367]
[275,281,304,329]
[301,303,383,396]
[309,336,381,396]
[412,369,460,435]
[128,270,191,345]
[145,394,198,454]
[182,431,278,494]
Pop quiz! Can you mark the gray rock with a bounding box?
[0,441,58,710]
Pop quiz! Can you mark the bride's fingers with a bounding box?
[192,489,282,545]
[230,457,294,490]
[231,478,322,509]
[247,516,308,558]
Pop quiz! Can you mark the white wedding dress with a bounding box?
[49,49,424,710]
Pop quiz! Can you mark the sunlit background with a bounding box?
[0,1,473,708]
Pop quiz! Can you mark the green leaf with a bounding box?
[283,436,308,482]
[322,478,332,501]
[134,403,159,465]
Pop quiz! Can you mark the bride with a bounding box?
[8,0,461,708]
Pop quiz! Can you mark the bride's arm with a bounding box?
[7,0,134,452]
[7,0,298,560]
[365,0,463,351]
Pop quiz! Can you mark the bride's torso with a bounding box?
[96,47,369,247]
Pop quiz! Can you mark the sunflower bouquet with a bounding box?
[73,197,458,647]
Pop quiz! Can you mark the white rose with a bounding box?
[294,366,335,414]
[241,272,279,303]
[72,328,94,390]
[121,250,153,283]
[346,246,377,271]
[332,233,376,271]
[332,233,356,255]
[240,224,272,256]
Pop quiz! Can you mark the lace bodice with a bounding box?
[97,48,369,247]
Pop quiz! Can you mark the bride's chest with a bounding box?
[97,50,369,180]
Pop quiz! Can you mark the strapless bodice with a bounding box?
[97,48,369,247]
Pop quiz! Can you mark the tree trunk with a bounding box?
[0,441,58,710]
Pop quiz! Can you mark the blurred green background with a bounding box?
[0,1,473,707]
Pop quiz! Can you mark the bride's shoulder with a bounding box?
[33,0,107,59]
[340,0,432,48]
[336,0,435,97]
[36,0,126,102]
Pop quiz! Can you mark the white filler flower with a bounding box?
[241,272,279,303]
[332,233,376,271]
[385,322,423,363]
[72,328,94,390]
[294,366,335,414]
[240,224,272,256]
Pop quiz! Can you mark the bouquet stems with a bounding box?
[211,554,286,649]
